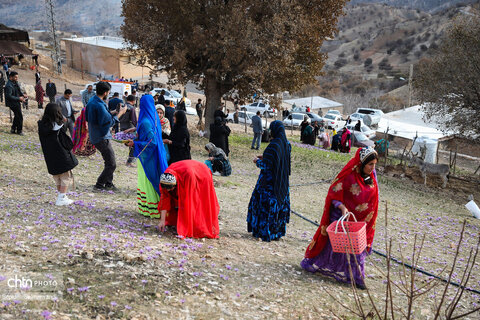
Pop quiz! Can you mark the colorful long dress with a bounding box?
[301,148,379,287]
[72,108,96,156]
[137,159,161,217]
[134,95,168,218]
[247,121,291,241]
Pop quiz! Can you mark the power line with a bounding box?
[45,0,62,74]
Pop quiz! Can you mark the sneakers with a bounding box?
[56,195,74,206]
[104,183,118,191]
[17,132,24,136]
[93,184,105,191]
[93,183,118,191]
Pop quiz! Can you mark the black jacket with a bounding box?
[209,122,231,156]
[4,80,22,109]
[168,111,191,164]
[165,106,175,130]
[157,94,165,106]
[38,120,78,175]
[45,83,57,97]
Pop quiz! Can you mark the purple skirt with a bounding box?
[301,207,367,286]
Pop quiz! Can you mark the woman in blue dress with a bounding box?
[247,120,291,241]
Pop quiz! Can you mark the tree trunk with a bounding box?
[204,75,222,138]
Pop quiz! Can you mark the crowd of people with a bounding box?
[1,74,380,290]
[296,114,354,153]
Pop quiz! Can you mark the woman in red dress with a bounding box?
[301,147,379,289]
[157,160,220,239]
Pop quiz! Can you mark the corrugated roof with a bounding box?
[63,36,128,50]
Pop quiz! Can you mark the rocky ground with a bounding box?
[0,105,479,319]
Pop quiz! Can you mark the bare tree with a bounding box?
[414,16,480,143]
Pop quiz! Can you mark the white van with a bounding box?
[80,81,132,98]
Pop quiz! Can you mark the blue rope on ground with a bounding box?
[291,208,480,295]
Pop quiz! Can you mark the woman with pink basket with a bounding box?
[301,147,379,289]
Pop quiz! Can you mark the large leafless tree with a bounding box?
[121,0,347,133]
[414,16,480,142]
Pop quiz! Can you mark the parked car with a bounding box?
[346,122,376,139]
[149,88,192,108]
[80,81,132,98]
[355,108,383,126]
[349,113,365,123]
[351,131,375,148]
[283,113,310,128]
[326,109,341,116]
[226,111,267,127]
[185,106,196,115]
[322,113,346,130]
[338,129,374,148]
[241,101,277,118]
[305,112,324,124]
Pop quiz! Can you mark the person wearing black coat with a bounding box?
[4,71,26,135]
[300,117,309,143]
[38,103,79,206]
[45,79,57,103]
[165,103,175,130]
[157,90,166,106]
[164,110,191,164]
[209,116,231,156]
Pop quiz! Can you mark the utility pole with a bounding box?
[407,64,413,108]
[45,0,62,74]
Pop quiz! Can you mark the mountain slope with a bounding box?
[350,0,477,12]
[0,0,122,36]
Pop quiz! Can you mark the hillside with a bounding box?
[0,0,122,36]
[309,3,478,113]
[350,0,477,12]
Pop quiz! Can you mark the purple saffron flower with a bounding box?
[111,301,117,307]
[41,310,52,319]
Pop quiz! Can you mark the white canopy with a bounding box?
[284,96,343,110]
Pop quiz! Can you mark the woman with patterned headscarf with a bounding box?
[301,147,379,289]
[247,120,291,241]
[126,95,168,218]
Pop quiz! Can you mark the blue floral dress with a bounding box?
[247,158,290,241]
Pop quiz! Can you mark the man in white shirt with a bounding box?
[56,89,77,137]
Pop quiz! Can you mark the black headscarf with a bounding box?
[172,110,187,130]
[262,120,291,203]
[169,110,191,164]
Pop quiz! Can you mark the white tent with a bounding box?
[283,96,343,110]
[377,105,450,140]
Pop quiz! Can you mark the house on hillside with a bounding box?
[0,24,32,60]
[62,36,147,79]
[283,96,343,115]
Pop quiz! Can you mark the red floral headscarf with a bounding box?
[305,148,379,258]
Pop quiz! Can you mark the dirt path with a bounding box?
[0,119,479,319]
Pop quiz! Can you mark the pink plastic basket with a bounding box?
[327,212,367,254]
